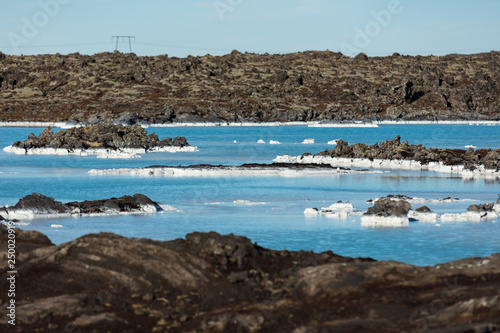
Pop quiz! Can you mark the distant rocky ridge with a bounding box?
[0,50,499,123]
[0,227,499,332]
[0,193,167,219]
[6,123,190,152]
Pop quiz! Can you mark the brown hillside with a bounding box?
[0,50,499,123]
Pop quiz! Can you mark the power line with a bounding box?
[135,42,236,53]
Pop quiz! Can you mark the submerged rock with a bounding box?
[0,228,498,332]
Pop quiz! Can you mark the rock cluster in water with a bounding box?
[0,193,163,218]
[0,227,498,332]
[364,197,412,217]
[314,135,500,170]
[0,51,499,123]
[11,123,190,151]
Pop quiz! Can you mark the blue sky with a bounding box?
[1,0,499,57]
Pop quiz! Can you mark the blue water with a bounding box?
[1,124,499,266]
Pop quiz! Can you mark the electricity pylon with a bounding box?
[112,36,135,53]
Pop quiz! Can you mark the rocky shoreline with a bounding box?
[275,135,500,175]
[0,226,499,332]
[3,123,196,157]
[1,51,499,123]
[0,193,172,220]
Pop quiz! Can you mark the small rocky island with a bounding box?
[3,123,197,157]
[276,135,500,174]
[0,226,498,332]
[0,193,173,219]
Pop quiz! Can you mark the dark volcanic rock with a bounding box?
[0,193,164,218]
[416,205,433,213]
[467,202,495,212]
[316,135,500,170]
[364,197,411,217]
[10,193,69,215]
[1,51,499,123]
[144,162,355,171]
[9,123,192,152]
[0,230,499,332]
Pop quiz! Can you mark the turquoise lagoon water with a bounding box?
[0,124,499,266]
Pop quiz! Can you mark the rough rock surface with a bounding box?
[467,202,495,212]
[415,205,433,213]
[9,124,191,151]
[0,227,498,332]
[0,193,164,217]
[364,197,412,217]
[315,135,500,170]
[0,51,499,123]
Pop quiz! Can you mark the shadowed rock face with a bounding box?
[0,193,163,217]
[10,124,190,151]
[0,227,498,332]
[0,51,499,123]
[315,135,500,169]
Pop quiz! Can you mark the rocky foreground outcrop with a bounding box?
[0,193,166,219]
[0,227,498,332]
[8,123,190,152]
[315,135,500,170]
[0,51,499,123]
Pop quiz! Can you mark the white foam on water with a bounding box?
[302,138,314,144]
[440,210,499,222]
[321,202,354,212]
[309,123,379,128]
[304,201,356,219]
[408,210,440,223]
[327,140,339,145]
[375,120,500,125]
[273,154,500,177]
[88,166,374,177]
[233,200,267,206]
[0,121,78,128]
[51,224,63,228]
[158,204,182,212]
[361,215,409,227]
[257,139,266,144]
[2,120,499,129]
[3,145,198,158]
[303,208,319,216]
[269,140,281,144]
